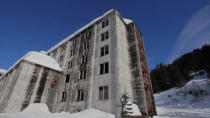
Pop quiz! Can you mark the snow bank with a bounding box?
[154,73,210,118]
[155,74,210,108]
[0,103,115,118]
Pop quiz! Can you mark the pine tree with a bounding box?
[121,93,133,117]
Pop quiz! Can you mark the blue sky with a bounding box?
[0,0,210,70]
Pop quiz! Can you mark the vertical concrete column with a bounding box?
[87,25,97,108]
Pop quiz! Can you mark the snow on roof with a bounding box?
[0,51,61,80]
[0,69,7,74]
[123,18,133,24]
[23,51,61,72]
[47,9,114,53]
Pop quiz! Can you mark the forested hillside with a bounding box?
[150,44,210,93]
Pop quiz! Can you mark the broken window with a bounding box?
[100,62,109,75]
[70,50,74,57]
[102,19,109,28]
[83,43,89,51]
[81,55,88,64]
[67,61,73,69]
[99,86,109,100]
[101,45,109,57]
[66,75,70,83]
[101,31,109,41]
[52,50,57,57]
[73,40,76,46]
[79,70,86,80]
[60,45,66,53]
[59,55,64,62]
[61,91,67,102]
[104,86,108,99]
[77,89,84,101]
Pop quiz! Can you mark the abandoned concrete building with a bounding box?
[0,9,156,117]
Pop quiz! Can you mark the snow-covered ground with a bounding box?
[0,73,209,118]
[0,104,114,118]
[154,73,210,118]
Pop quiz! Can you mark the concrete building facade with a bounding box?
[0,9,156,117]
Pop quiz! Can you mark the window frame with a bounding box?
[79,70,86,80]
[98,86,109,100]
[67,61,73,69]
[77,89,84,101]
[66,75,70,83]
[70,50,74,57]
[100,62,109,75]
[61,91,67,102]
[100,45,109,57]
[102,19,109,28]
[101,31,109,41]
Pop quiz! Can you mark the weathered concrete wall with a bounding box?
[90,11,115,114]
[30,9,155,118]
[0,61,64,113]
[5,62,36,113]
[115,14,134,118]
[0,64,20,112]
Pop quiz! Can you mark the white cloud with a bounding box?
[167,4,210,63]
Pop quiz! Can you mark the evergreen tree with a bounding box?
[150,44,210,93]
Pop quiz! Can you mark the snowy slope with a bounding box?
[154,73,210,118]
[0,104,115,118]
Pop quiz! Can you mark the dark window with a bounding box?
[83,43,89,51]
[99,86,109,100]
[52,50,57,57]
[101,31,109,41]
[79,70,86,80]
[101,33,105,41]
[104,86,108,99]
[66,75,70,83]
[68,61,73,69]
[61,91,67,102]
[101,47,104,56]
[59,55,64,62]
[105,62,109,73]
[101,45,109,57]
[70,50,74,57]
[100,62,109,75]
[81,55,88,64]
[73,40,76,46]
[100,64,104,75]
[105,20,109,26]
[102,22,106,28]
[60,45,66,53]
[102,19,109,28]
[77,89,84,101]
[99,87,103,100]
[105,31,109,39]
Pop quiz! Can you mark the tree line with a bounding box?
[150,44,210,93]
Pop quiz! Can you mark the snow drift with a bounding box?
[0,104,115,118]
[154,73,210,118]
